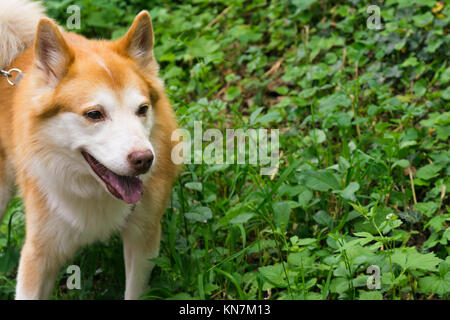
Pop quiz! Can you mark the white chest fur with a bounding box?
[26,156,134,251]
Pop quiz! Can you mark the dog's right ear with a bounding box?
[113,11,156,71]
[34,18,73,86]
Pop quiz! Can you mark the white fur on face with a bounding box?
[43,86,155,177]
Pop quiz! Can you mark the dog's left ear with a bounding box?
[34,18,74,86]
[115,11,155,69]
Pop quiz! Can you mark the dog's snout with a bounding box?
[127,150,154,175]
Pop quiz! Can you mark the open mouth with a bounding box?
[82,151,143,204]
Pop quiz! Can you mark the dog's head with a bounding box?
[27,12,166,204]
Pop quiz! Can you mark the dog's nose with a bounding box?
[127,150,154,175]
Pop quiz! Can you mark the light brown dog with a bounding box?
[0,0,179,299]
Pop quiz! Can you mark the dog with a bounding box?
[0,0,179,299]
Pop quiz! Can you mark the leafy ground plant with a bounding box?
[0,0,449,300]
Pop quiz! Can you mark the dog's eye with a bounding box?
[84,110,105,122]
[137,105,149,117]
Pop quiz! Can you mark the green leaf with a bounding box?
[258,264,287,288]
[230,213,255,224]
[440,67,450,84]
[335,182,360,201]
[188,37,220,58]
[298,188,313,208]
[401,57,419,68]
[354,232,375,245]
[439,262,449,278]
[288,251,314,267]
[273,202,291,231]
[442,86,450,100]
[225,86,242,101]
[0,245,20,273]
[414,202,440,218]
[415,164,442,180]
[412,12,434,27]
[291,0,317,12]
[166,292,196,300]
[359,291,382,300]
[318,91,352,113]
[424,214,450,231]
[313,210,333,229]
[303,170,340,191]
[291,237,317,247]
[185,182,202,192]
[249,107,264,125]
[256,110,283,124]
[419,273,450,296]
[309,129,326,144]
[392,159,410,169]
[185,206,213,223]
[392,250,442,271]
[329,277,350,294]
[338,157,350,172]
[413,80,427,97]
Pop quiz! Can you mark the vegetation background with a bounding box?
[0,0,449,300]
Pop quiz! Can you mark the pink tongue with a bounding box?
[103,170,143,204]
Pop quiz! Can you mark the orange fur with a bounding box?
[0,9,180,299]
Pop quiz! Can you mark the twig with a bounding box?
[341,47,347,72]
[206,5,234,29]
[408,168,417,205]
[440,184,446,203]
[301,26,310,62]
[263,57,285,78]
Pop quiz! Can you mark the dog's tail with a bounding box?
[0,0,46,69]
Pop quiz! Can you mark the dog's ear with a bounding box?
[115,11,155,70]
[34,18,73,86]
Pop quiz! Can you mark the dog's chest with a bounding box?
[46,190,133,245]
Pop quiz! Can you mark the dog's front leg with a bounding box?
[121,204,162,300]
[15,238,63,300]
[15,189,71,300]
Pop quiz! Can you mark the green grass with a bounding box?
[0,0,449,300]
